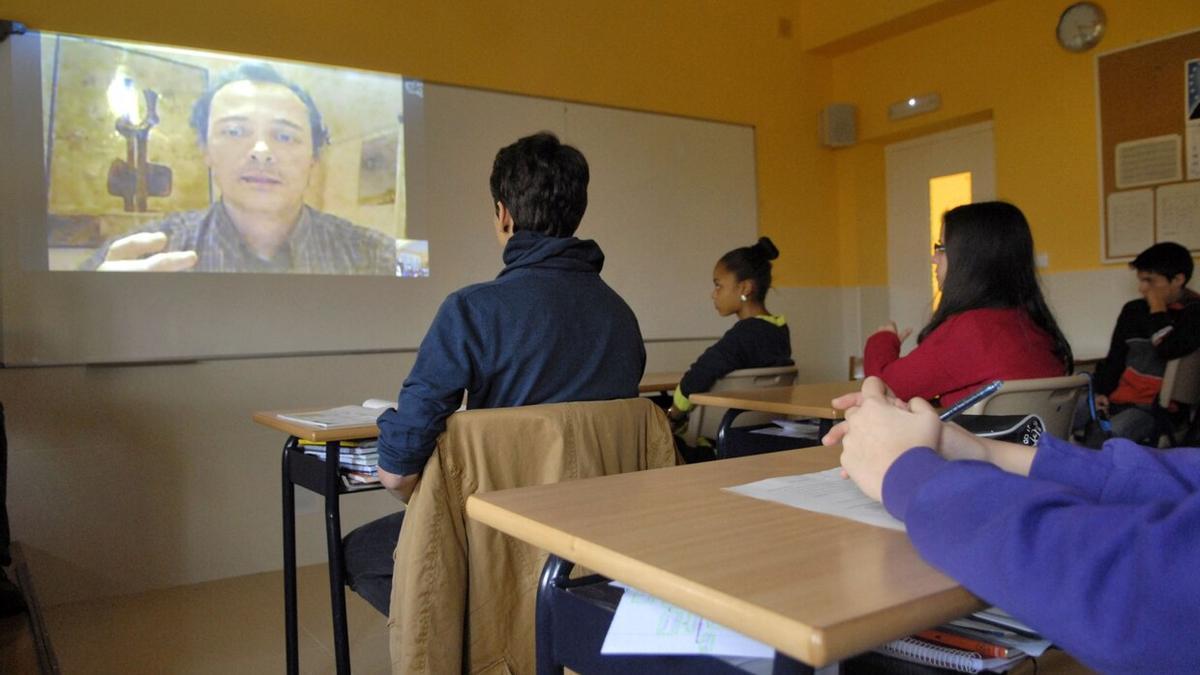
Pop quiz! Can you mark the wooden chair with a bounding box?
[964,374,1090,439]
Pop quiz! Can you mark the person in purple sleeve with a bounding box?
[822,376,1200,674]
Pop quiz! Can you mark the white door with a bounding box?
[885,122,996,352]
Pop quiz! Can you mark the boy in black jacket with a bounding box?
[1088,242,1200,444]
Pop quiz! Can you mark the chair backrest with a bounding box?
[1159,349,1200,407]
[849,355,865,381]
[688,366,799,444]
[964,374,1089,438]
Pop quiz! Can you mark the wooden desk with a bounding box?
[639,371,684,394]
[467,445,983,668]
[252,412,378,443]
[253,411,382,675]
[688,381,861,457]
[689,381,859,419]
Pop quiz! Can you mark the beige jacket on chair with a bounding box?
[388,397,677,674]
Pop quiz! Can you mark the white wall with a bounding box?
[3,338,716,605]
[1041,267,1135,360]
[3,287,848,607]
[836,268,1137,369]
[4,353,408,605]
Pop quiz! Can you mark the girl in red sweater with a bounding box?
[864,201,1072,405]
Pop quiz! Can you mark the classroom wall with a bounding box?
[8,0,1196,604]
[831,0,1200,281]
[2,0,839,287]
[0,338,734,606]
[828,0,1200,358]
[799,0,998,54]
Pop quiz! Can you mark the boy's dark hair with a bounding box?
[489,132,589,237]
[190,62,329,158]
[718,237,780,302]
[1131,242,1193,285]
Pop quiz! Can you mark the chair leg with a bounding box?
[537,555,573,675]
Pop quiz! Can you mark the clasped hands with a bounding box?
[821,376,987,502]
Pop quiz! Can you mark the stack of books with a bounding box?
[301,439,381,485]
[871,608,1052,673]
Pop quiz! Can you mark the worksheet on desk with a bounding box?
[724,468,905,532]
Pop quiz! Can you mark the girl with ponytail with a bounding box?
[666,237,794,457]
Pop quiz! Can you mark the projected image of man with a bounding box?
[82,64,398,274]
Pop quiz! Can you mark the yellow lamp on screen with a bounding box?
[105,68,141,124]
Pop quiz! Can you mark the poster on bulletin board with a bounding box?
[1097,29,1200,261]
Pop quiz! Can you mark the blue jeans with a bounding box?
[1106,404,1157,444]
[342,510,404,615]
[1074,395,1157,447]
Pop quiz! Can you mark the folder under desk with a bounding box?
[688,381,858,458]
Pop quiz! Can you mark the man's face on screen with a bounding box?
[203,80,317,220]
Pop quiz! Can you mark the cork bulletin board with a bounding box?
[1097,29,1200,261]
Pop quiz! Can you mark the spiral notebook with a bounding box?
[877,637,1026,673]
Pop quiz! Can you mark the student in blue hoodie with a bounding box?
[824,376,1200,674]
[342,132,645,615]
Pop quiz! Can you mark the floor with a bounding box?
[34,565,1096,675]
[42,564,390,674]
[0,611,42,674]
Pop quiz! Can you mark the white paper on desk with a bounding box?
[601,585,774,658]
[724,468,905,532]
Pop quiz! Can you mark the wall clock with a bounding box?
[1057,2,1106,52]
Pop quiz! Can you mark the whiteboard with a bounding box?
[0,41,758,366]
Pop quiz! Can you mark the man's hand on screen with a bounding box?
[97,232,198,272]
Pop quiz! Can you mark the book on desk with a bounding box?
[275,399,391,428]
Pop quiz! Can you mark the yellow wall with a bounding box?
[10,0,1195,290]
[831,0,1200,286]
[2,0,839,285]
[799,0,997,53]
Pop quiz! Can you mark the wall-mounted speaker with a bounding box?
[820,103,857,148]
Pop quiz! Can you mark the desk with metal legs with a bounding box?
[253,412,381,675]
[252,372,677,673]
[688,381,861,457]
[638,371,684,394]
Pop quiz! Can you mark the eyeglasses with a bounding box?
[932,241,947,254]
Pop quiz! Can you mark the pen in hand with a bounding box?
[938,380,1003,422]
